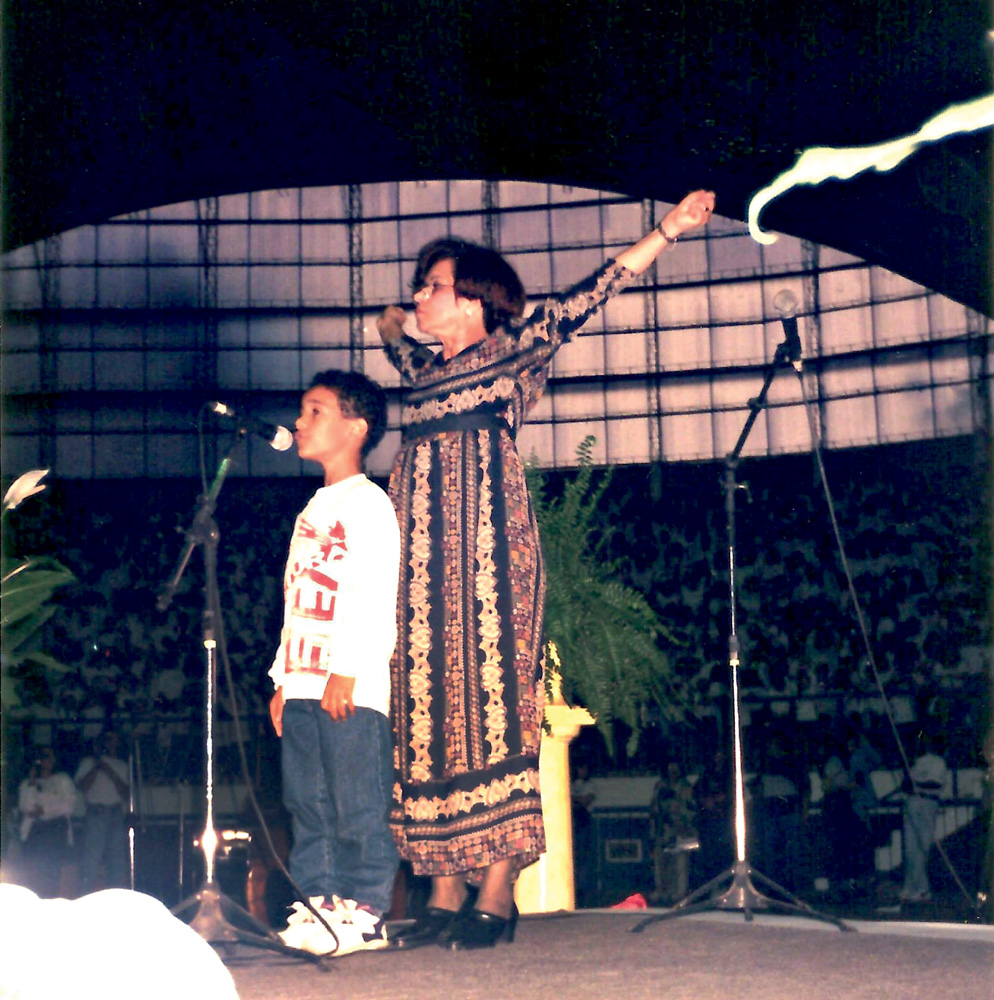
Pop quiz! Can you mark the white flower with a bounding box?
[3,469,49,511]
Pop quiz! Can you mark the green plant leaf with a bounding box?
[529,436,691,753]
[1,561,75,630]
[1,552,75,696]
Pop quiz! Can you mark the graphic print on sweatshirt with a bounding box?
[282,517,349,678]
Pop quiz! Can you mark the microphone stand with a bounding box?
[633,323,853,934]
[127,737,144,891]
[159,436,322,962]
[128,746,136,890]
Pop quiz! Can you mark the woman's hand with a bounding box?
[616,189,717,274]
[661,189,715,239]
[377,305,407,344]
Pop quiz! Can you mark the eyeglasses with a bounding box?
[413,281,456,301]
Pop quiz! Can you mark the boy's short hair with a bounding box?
[308,370,388,458]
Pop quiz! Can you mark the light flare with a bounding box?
[748,93,994,245]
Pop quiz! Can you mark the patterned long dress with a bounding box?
[386,260,635,878]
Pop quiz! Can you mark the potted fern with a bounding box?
[517,439,689,912]
[527,437,688,755]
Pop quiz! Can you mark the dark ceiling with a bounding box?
[4,1,992,314]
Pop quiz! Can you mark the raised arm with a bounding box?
[514,190,714,359]
[615,189,715,275]
[377,305,407,346]
[377,305,436,381]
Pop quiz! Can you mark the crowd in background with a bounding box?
[4,703,986,911]
[1,438,989,909]
[4,440,987,764]
[580,713,983,910]
[7,732,131,899]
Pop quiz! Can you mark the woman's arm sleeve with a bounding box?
[514,260,636,364]
[384,335,436,383]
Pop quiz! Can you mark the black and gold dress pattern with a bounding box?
[386,260,635,878]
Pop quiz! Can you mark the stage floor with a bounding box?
[223,909,993,1000]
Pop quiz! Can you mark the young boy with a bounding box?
[269,370,399,956]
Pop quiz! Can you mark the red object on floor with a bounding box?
[609,892,648,909]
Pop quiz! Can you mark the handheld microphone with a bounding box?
[773,289,802,368]
[208,401,294,452]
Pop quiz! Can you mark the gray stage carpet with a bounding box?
[224,910,993,1000]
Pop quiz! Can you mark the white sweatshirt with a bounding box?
[268,475,400,717]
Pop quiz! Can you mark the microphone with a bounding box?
[208,401,294,452]
[773,289,802,368]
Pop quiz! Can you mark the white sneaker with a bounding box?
[278,897,334,951]
[278,896,387,957]
[322,898,389,957]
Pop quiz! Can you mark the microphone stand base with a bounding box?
[172,882,327,964]
[630,860,854,933]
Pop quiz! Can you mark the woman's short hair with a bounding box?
[412,238,525,334]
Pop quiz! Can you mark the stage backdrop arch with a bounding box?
[2,179,988,480]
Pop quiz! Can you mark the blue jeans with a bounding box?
[902,795,939,898]
[281,701,398,915]
[79,804,129,893]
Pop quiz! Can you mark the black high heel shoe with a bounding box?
[390,906,462,950]
[440,904,517,950]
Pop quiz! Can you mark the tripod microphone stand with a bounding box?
[159,437,322,961]
[126,735,144,891]
[634,307,853,934]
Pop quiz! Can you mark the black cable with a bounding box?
[189,414,341,950]
[789,358,979,916]
[208,508,345,952]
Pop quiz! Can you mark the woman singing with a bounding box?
[379,189,715,950]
